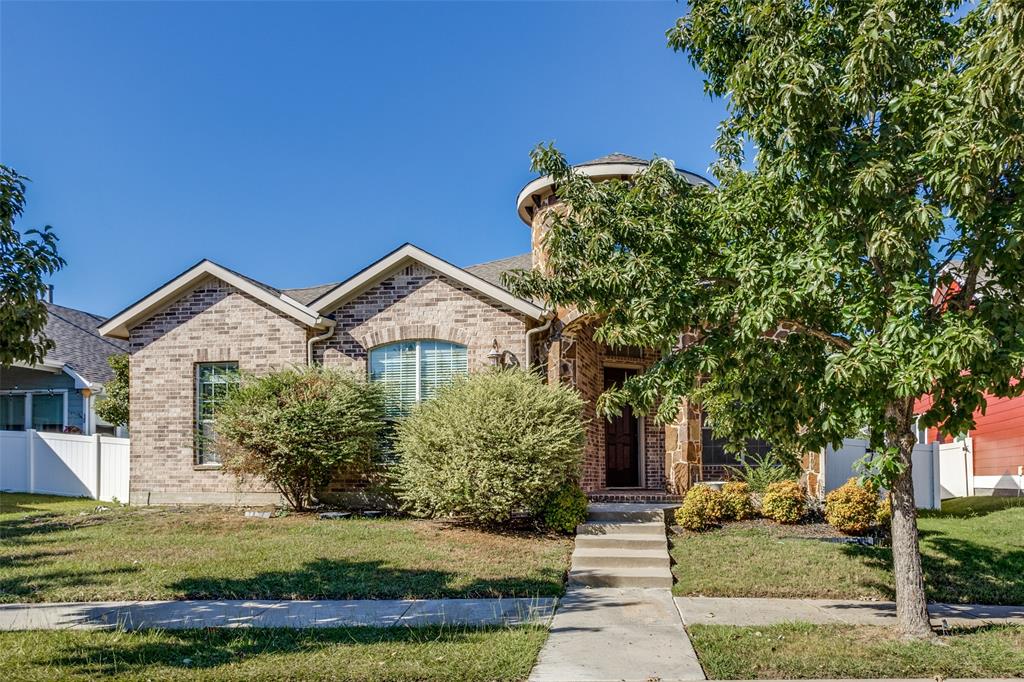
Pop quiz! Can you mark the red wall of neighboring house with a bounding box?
[915,391,1024,479]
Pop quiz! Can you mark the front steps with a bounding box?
[569,504,673,589]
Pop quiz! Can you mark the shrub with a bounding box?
[539,482,588,534]
[875,494,892,528]
[720,481,754,520]
[394,369,585,526]
[761,480,806,524]
[825,478,879,535]
[95,354,130,428]
[678,484,726,531]
[727,451,799,493]
[214,366,385,511]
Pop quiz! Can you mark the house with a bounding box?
[99,153,736,506]
[1,301,128,436]
[908,264,1024,497]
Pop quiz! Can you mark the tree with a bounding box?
[95,354,130,428]
[1,165,65,367]
[214,366,386,511]
[509,0,1023,638]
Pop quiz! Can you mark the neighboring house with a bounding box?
[1,302,128,436]
[99,153,744,506]
[912,265,1024,496]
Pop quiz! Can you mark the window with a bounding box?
[1,394,26,431]
[369,340,467,416]
[0,392,66,432]
[195,362,239,465]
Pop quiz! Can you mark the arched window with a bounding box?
[369,340,468,416]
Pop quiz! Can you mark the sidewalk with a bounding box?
[674,597,1024,627]
[530,587,706,682]
[0,597,557,631]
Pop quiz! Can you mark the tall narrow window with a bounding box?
[196,362,239,465]
[0,395,26,431]
[32,394,64,432]
[369,340,467,416]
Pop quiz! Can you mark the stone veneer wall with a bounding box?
[314,263,532,498]
[128,276,309,504]
[565,322,666,492]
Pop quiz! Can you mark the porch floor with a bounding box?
[586,489,682,504]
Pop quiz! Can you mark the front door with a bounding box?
[604,367,640,487]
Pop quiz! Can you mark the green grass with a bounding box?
[0,494,572,603]
[0,625,547,681]
[671,496,1024,603]
[688,623,1024,679]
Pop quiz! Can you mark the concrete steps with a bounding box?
[568,504,674,589]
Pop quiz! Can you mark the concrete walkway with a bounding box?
[530,587,705,682]
[531,504,705,682]
[0,598,557,631]
[675,597,1024,627]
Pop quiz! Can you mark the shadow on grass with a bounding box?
[0,566,142,602]
[19,625,526,677]
[169,557,564,600]
[840,529,1024,604]
[0,510,121,541]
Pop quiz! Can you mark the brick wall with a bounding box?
[315,264,530,371]
[556,321,666,492]
[128,276,308,504]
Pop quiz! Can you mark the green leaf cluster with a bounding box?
[95,354,130,428]
[214,366,385,511]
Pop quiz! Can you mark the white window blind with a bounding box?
[369,340,468,416]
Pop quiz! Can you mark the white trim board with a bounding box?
[308,243,546,320]
[98,260,330,340]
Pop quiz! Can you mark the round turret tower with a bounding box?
[515,152,712,271]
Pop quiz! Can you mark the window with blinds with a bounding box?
[369,340,468,416]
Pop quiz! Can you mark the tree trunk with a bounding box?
[885,403,933,639]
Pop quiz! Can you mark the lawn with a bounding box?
[688,623,1024,679]
[0,625,546,681]
[0,494,572,603]
[671,496,1024,604]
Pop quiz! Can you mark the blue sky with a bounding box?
[2,1,727,316]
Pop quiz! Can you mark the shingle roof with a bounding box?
[42,303,129,385]
[281,282,343,306]
[465,253,533,290]
[576,152,650,167]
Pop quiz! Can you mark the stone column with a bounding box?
[665,398,702,494]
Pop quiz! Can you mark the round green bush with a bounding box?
[678,484,726,531]
[720,481,754,520]
[761,479,806,524]
[825,477,879,535]
[540,482,588,534]
[394,368,585,526]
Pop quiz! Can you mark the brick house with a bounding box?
[100,153,738,505]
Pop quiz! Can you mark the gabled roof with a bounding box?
[308,244,546,319]
[24,303,130,387]
[98,260,330,340]
[464,253,533,289]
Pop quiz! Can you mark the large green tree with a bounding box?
[1,165,65,367]
[510,0,1023,638]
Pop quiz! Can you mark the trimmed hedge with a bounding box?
[761,480,806,524]
[721,481,755,520]
[825,478,879,535]
[540,483,589,534]
[678,484,726,531]
[394,369,585,526]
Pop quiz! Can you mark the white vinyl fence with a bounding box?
[938,437,974,500]
[0,429,129,502]
[822,438,941,509]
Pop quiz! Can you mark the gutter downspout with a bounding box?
[525,312,555,370]
[307,319,337,366]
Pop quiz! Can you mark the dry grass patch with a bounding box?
[0,494,572,602]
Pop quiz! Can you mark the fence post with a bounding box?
[27,429,36,494]
[94,433,103,501]
[931,442,941,509]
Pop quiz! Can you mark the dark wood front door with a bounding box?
[604,367,640,487]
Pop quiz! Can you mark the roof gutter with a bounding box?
[307,318,337,365]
